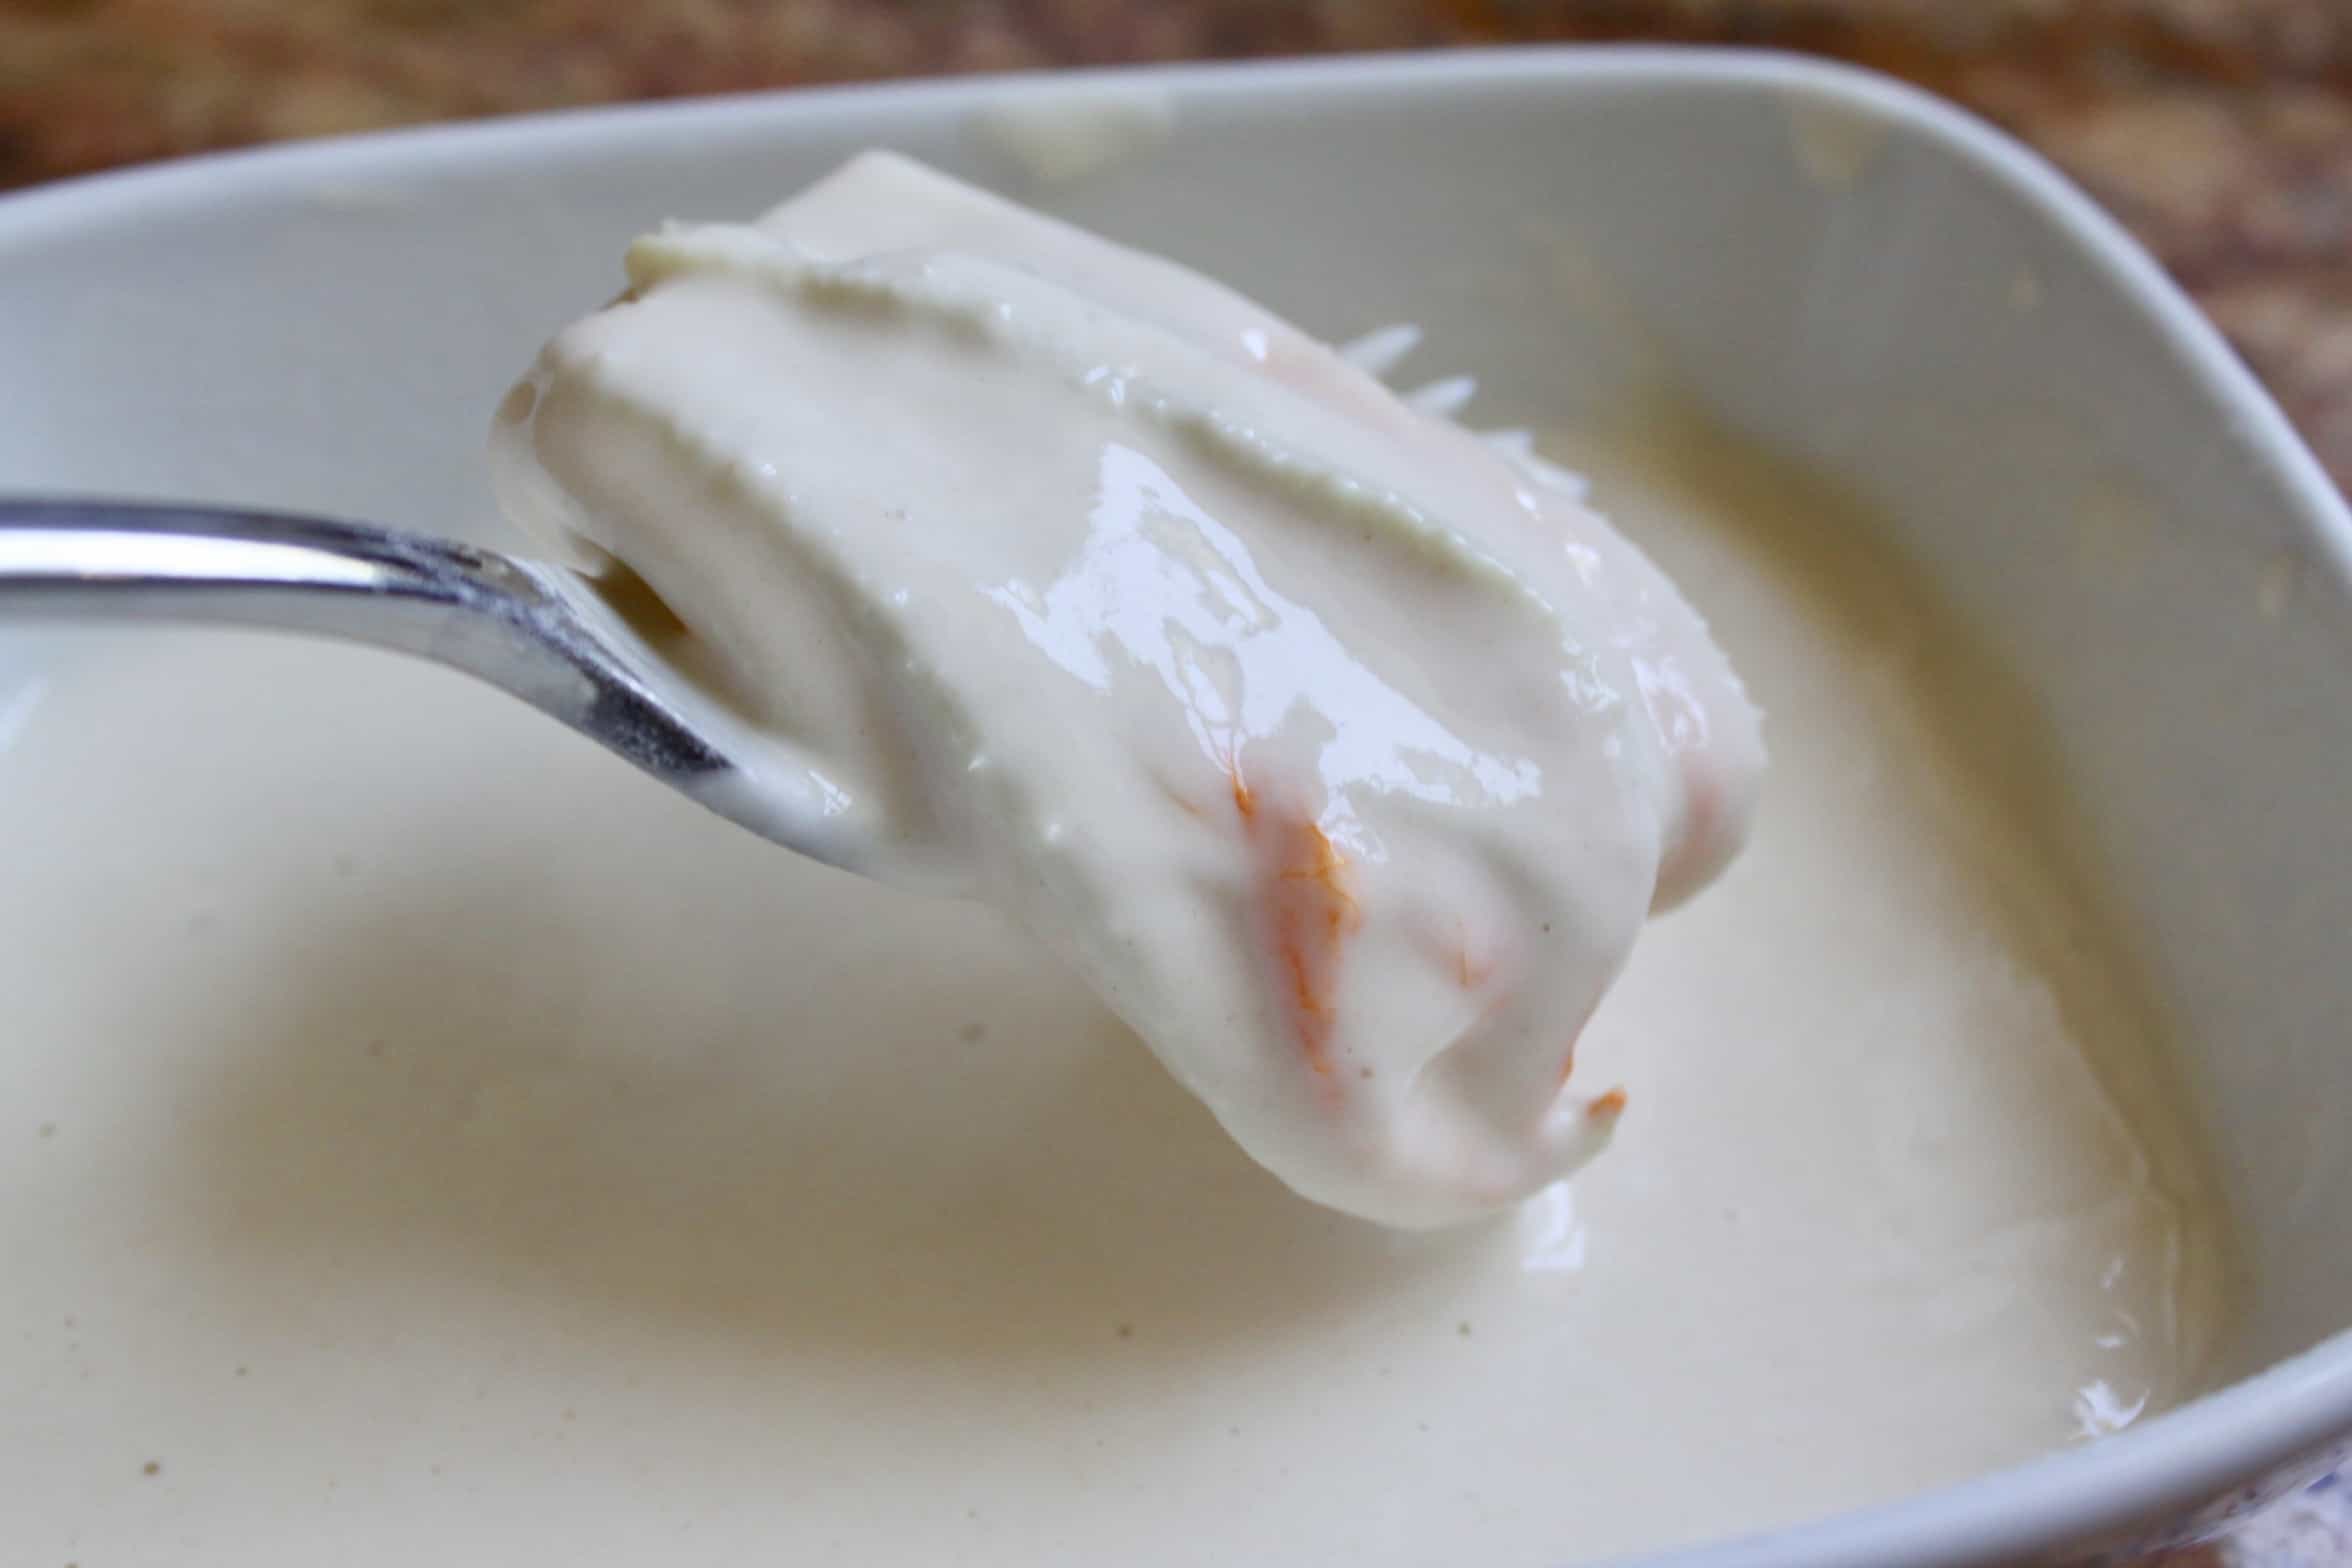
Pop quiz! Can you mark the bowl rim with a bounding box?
[4,44,2349,1568]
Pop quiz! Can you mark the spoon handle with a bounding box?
[0,497,724,776]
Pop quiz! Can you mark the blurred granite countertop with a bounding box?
[1,4,2347,1566]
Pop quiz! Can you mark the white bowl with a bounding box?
[3,47,2348,1567]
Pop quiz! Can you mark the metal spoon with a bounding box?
[0,498,871,873]
[0,327,1485,878]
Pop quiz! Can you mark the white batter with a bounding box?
[491,152,1767,1228]
[0,406,2224,1565]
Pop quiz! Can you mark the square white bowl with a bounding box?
[2,46,2348,1567]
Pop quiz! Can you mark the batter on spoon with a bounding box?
[492,151,1765,1226]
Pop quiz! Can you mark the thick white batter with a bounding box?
[0,407,2224,1565]
[491,152,1767,1228]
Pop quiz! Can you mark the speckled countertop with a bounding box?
[0,3,2346,1564]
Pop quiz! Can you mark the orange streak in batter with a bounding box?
[1226,755,1257,822]
[1267,818,1359,1080]
[1588,1086,1629,1120]
[1229,758,1360,1086]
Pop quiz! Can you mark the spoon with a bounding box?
[0,328,1496,878]
[0,497,873,873]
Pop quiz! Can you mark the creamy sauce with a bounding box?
[0,412,2224,1566]
[492,152,1766,1227]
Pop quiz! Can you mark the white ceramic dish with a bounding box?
[2,47,2348,1568]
